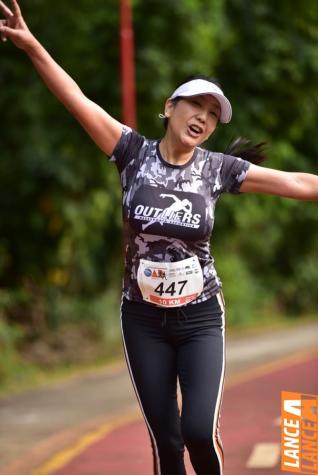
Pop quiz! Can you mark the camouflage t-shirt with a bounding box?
[109,126,251,305]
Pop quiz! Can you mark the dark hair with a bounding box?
[163,74,268,164]
[224,137,267,164]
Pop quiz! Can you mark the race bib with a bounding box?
[137,256,204,307]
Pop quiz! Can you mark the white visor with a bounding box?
[170,79,232,124]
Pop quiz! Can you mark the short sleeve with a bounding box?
[109,125,146,173]
[220,154,251,193]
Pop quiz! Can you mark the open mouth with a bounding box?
[188,124,203,137]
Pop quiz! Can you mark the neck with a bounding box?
[159,135,195,166]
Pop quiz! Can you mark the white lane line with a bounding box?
[246,443,280,468]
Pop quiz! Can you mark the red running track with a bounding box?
[47,353,318,475]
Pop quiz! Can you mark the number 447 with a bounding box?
[154,280,187,297]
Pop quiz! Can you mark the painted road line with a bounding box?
[246,443,280,468]
[30,409,141,475]
[31,350,318,475]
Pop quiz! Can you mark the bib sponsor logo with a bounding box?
[144,268,167,279]
[144,268,152,277]
[281,391,318,474]
[129,186,206,240]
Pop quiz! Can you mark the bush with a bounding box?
[0,317,27,386]
[213,251,274,327]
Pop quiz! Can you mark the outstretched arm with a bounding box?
[0,0,122,156]
[240,163,318,201]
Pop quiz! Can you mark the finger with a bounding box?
[0,19,7,41]
[10,0,20,17]
[0,24,17,40]
[0,0,14,19]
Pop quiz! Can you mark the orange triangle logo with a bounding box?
[152,270,158,277]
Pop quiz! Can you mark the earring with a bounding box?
[158,113,166,119]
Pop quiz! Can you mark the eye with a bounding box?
[210,111,219,120]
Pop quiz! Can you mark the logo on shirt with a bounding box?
[129,185,207,240]
[134,193,201,231]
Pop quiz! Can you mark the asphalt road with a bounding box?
[1,319,317,475]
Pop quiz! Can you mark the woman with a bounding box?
[1,2,317,474]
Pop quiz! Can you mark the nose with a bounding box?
[196,109,208,124]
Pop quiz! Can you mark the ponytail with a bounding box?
[224,137,268,164]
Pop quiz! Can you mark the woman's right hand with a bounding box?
[0,0,36,50]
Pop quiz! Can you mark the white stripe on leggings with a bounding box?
[120,297,162,475]
[213,291,226,474]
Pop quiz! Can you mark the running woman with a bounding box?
[1,2,318,474]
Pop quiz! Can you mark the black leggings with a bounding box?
[121,293,226,475]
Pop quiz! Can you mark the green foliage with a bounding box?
[1,1,123,302]
[213,250,269,326]
[0,316,27,385]
[0,0,318,386]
